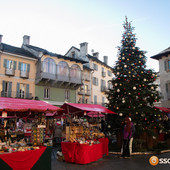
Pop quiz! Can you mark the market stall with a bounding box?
[0,97,61,170]
[60,103,116,164]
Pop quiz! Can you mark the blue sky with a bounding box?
[0,0,170,72]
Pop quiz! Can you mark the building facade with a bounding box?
[151,47,170,107]
[22,36,87,106]
[0,35,37,99]
[65,42,113,106]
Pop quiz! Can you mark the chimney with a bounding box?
[0,35,3,44]
[103,56,108,65]
[93,52,99,59]
[23,35,30,45]
[80,42,88,57]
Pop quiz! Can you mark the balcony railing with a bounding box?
[20,71,29,79]
[101,86,107,92]
[1,91,32,99]
[5,68,15,76]
[78,90,85,95]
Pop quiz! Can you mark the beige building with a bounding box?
[0,35,37,99]
[65,42,113,106]
[151,47,170,107]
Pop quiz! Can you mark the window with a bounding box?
[2,81,12,97]
[101,79,106,87]
[108,70,112,77]
[16,83,30,98]
[70,64,81,79]
[44,88,50,99]
[57,61,69,76]
[102,97,105,106]
[18,62,30,72]
[108,81,113,89]
[94,95,97,104]
[4,59,16,69]
[65,90,70,101]
[71,51,75,58]
[43,58,56,74]
[93,77,98,86]
[85,85,88,93]
[93,63,98,71]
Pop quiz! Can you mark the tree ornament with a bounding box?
[115,83,118,86]
[133,86,136,90]
[124,65,127,68]
[117,89,120,92]
[144,78,146,81]
[119,113,123,116]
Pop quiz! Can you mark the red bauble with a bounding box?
[119,60,121,62]
[138,93,140,95]
[129,54,131,56]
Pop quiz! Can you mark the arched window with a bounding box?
[57,61,69,77]
[70,64,81,79]
[43,58,56,74]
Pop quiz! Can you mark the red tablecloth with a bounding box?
[0,146,46,170]
[98,137,109,155]
[61,138,109,164]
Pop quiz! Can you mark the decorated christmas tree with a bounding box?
[106,17,163,135]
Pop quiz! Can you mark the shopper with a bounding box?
[120,116,132,158]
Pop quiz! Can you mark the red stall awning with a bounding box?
[0,97,62,113]
[61,103,116,115]
[155,106,170,113]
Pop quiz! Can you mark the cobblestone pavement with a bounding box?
[51,152,170,170]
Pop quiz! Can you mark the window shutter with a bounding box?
[16,83,20,98]
[27,64,30,72]
[13,61,17,70]
[8,82,12,97]
[2,81,5,92]
[97,78,98,86]
[3,59,7,68]
[18,62,21,70]
[165,83,168,93]
[164,60,167,71]
[26,84,29,98]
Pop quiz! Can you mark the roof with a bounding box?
[151,47,170,60]
[0,97,62,113]
[87,54,113,70]
[61,103,116,115]
[25,44,88,64]
[0,43,38,59]
[65,46,113,70]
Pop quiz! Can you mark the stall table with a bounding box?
[0,146,51,170]
[61,138,109,164]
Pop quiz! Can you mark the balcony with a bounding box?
[5,68,15,76]
[85,89,91,96]
[102,72,106,77]
[20,71,29,79]
[1,91,33,99]
[78,89,85,95]
[101,86,107,92]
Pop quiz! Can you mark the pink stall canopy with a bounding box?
[0,97,62,113]
[61,103,116,115]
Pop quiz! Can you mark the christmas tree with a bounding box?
[106,17,163,135]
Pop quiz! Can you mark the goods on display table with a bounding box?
[61,116,109,164]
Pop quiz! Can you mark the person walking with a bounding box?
[120,116,132,158]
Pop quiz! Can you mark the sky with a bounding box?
[0,0,170,72]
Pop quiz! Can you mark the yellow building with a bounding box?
[22,36,87,106]
[0,35,37,99]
